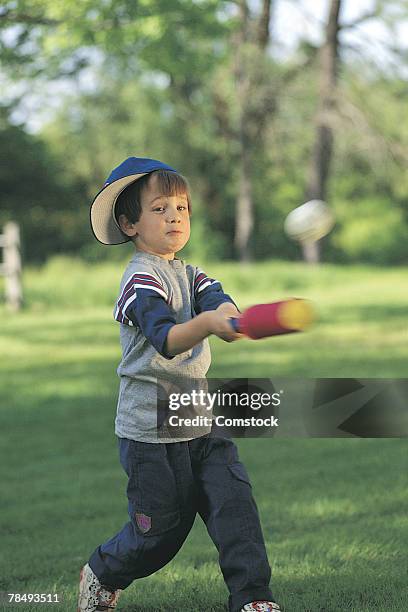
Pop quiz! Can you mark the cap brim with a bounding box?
[90,173,148,245]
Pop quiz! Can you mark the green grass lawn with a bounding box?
[1,258,407,611]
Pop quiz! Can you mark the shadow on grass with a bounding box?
[1,432,407,612]
[277,565,408,612]
[81,554,408,612]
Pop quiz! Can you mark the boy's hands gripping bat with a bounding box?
[229,299,315,339]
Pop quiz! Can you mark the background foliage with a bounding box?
[0,0,407,264]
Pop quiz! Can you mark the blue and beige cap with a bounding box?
[90,157,177,245]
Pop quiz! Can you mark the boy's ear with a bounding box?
[118,214,138,237]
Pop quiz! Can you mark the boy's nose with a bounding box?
[167,211,181,223]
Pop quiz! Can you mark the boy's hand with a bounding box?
[166,304,242,356]
[216,301,241,318]
[208,303,244,342]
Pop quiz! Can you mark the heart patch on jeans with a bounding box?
[135,512,152,534]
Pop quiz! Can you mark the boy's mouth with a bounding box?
[167,230,183,234]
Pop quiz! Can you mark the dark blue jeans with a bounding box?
[89,435,273,612]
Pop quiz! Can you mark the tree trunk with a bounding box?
[233,0,273,263]
[304,0,342,263]
[234,0,251,262]
[235,142,254,262]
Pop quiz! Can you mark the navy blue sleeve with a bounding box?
[126,290,176,359]
[193,269,240,314]
[114,271,176,359]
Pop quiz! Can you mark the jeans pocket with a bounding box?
[124,441,181,536]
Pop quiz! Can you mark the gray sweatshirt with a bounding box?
[113,251,235,442]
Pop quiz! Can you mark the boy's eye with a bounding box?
[153,204,188,212]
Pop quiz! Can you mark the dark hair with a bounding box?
[114,169,192,225]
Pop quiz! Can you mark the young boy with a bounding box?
[79,157,281,612]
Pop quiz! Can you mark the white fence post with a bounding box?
[0,222,23,311]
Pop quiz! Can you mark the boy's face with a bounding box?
[128,174,191,260]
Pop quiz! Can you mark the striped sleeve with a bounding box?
[193,268,239,314]
[114,272,176,358]
[114,272,169,326]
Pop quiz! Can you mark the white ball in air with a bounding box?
[284,200,335,242]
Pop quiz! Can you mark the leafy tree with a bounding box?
[0,0,279,262]
[0,106,88,261]
[1,0,407,266]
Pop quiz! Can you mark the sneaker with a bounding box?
[241,602,281,612]
[78,563,122,611]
